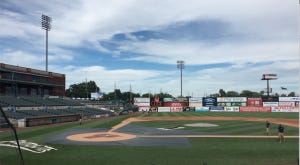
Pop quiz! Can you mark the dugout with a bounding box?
[25,114,80,127]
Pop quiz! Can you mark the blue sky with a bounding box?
[0,0,298,97]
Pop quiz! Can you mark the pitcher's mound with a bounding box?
[67,132,136,142]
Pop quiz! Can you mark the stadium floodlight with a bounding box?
[41,14,52,72]
[177,60,185,97]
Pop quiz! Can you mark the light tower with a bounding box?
[177,60,185,97]
[41,14,52,72]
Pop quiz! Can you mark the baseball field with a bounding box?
[0,112,299,165]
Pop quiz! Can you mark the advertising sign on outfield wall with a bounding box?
[217,102,232,106]
[209,106,224,112]
[163,98,175,102]
[262,96,279,102]
[217,97,247,102]
[138,107,150,112]
[134,97,150,103]
[189,97,203,102]
[239,107,271,112]
[176,97,188,102]
[202,97,217,106]
[279,97,299,102]
[247,98,263,106]
[231,102,247,106]
[189,102,202,107]
[271,106,299,112]
[134,102,151,106]
[163,102,188,107]
[279,102,296,107]
[157,107,170,112]
[263,102,279,107]
[170,107,183,112]
[195,107,209,112]
[224,107,240,112]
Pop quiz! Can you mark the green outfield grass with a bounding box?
[0,112,298,165]
[132,120,299,136]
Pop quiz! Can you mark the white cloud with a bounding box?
[0,50,43,68]
[0,0,298,96]
[121,39,298,67]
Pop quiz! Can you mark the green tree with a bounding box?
[226,91,239,97]
[239,90,261,97]
[142,93,154,98]
[288,92,296,97]
[65,81,99,98]
[219,89,226,97]
[155,92,174,100]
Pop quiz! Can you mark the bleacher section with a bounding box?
[3,108,115,120]
[0,96,82,107]
[0,96,116,127]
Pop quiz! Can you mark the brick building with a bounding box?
[0,63,65,97]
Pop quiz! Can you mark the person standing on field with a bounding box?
[278,124,285,143]
[265,121,271,136]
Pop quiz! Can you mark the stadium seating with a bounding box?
[0,96,83,107]
[3,108,114,120]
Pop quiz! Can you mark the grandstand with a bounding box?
[0,96,82,107]
[0,63,65,97]
[0,63,116,128]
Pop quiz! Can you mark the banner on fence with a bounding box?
[279,102,296,107]
[189,102,202,107]
[231,102,247,106]
[164,102,188,107]
[170,107,183,112]
[239,106,271,112]
[247,98,263,106]
[279,97,299,102]
[195,107,209,112]
[189,97,203,102]
[209,106,224,112]
[263,102,279,107]
[271,106,299,112]
[202,97,217,106]
[134,102,151,106]
[217,97,247,102]
[134,97,150,103]
[217,102,232,106]
[224,107,240,112]
[163,98,175,102]
[138,107,150,112]
[157,107,170,112]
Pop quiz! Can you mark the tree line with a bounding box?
[65,81,297,103]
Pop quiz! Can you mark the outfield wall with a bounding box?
[154,97,299,113]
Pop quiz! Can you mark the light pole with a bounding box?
[177,60,185,97]
[41,14,52,72]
